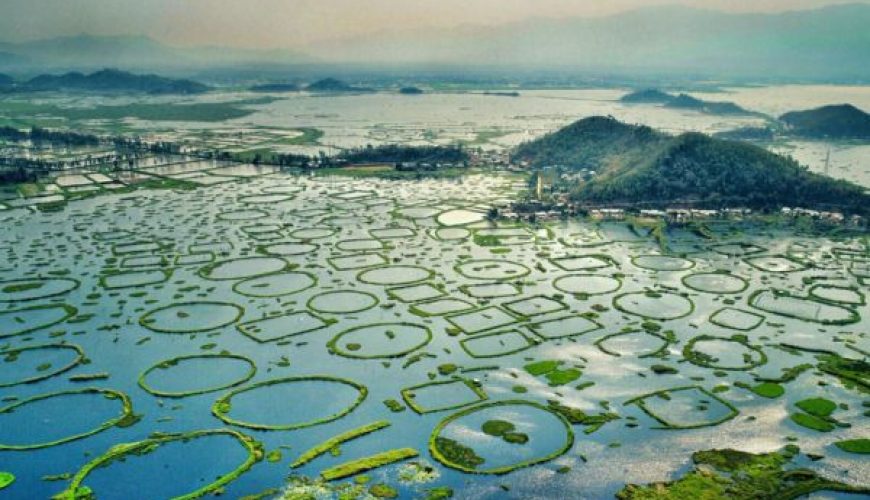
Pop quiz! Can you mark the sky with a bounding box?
[1,0,867,49]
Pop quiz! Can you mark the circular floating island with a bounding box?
[553,274,622,296]
[455,260,531,280]
[682,273,749,294]
[357,265,434,286]
[213,376,367,431]
[329,322,432,359]
[140,302,243,333]
[307,290,379,314]
[430,400,574,474]
[613,291,694,320]
[139,353,257,398]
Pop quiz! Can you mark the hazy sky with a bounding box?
[1,0,867,48]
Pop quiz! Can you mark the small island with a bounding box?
[305,78,374,93]
[621,89,757,116]
[399,86,424,95]
[780,104,870,139]
[249,82,300,93]
[514,115,869,214]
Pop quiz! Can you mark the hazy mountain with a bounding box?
[514,116,869,213]
[305,78,373,92]
[0,34,311,74]
[780,104,870,139]
[621,89,758,116]
[307,4,870,81]
[24,69,209,94]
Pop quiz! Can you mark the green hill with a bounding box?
[621,89,757,116]
[305,78,373,93]
[514,116,869,214]
[24,68,208,94]
[780,104,870,139]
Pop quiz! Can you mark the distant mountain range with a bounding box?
[306,4,870,81]
[0,4,868,81]
[514,116,869,213]
[0,69,208,94]
[621,89,758,116]
[0,34,311,74]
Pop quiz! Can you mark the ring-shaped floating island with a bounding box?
[682,273,749,294]
[328,322,432,359]
[0,387,138,450]
[595,330,670,358]
[613,291,694,320]
[307,290,379,314]
[429,400,574,474]
[553,274,622,296]
[257,242,319,256]
[632,255,695,272]
[0,303,78,339]
[53,428,263,500]
[216,209,269,221]
[138,353,257,398]
[683,335,767,371]
[625,386,738,430]
[0,343,85,388]
[454,260,531,280]
[357,265,435,286]
[139,302,244,334]
[0,278,80,302]
[232,271,317,298]
[199,257,291,281]
[212,376,368,431]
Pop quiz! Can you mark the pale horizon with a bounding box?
[1,0,868,50]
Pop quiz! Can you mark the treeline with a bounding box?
[1,126,102,146]
[337,144,468,164]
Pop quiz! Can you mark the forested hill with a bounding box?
[23,69,209,94]
[780,104,870,139]
[514,116,870,214]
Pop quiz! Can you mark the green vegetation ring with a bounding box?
[328,322,433,359]
[612,291,695,321]
[53,428,263,500]
[454,259,531,281]
[0,278,80,302]
[138,353,257,398]
[0,387,137,450]
[231,271,317,298]
[429,400,574,475]
[683,335,767,371]
[357,266,435,286]
[212,376,368,431]
[307,290,379,314]
[0,303,78,339]
[681,272,749,294]
[0,343,85,388]
[552,274,622,296]
[139,302,244,334]
[631,255,695,272]
[625,385,738,430]
[594,330,670,359]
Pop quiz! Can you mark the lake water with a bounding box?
[0,170,867,498]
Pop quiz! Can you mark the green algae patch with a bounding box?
[795,398,837,418]
[433,437,485,470]
[790,413,836,432]
[523,360,562,376]
[52,428,263,500]
[292,420,392,468]
[547,400,620,434]
[0,472,14,490]
[817,354,869,393]
[320,448,419,481]
[749,382,785,399]
[834,439,870,454]
[616,446,870,499]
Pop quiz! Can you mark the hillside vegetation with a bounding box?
[514,116,870,214]
[780,104,870,139]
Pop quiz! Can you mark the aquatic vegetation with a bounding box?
[320,448,420,481]
[834,438,870,454]
[213,376,368,431]
[617,446,870,499]
[0,343,85,387]
[0,387,137,450]
[53,429,263,500]
[138,353,257,398]
[292,420,392,468]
